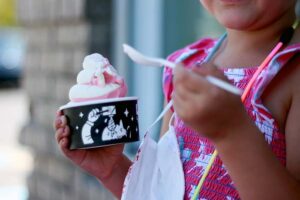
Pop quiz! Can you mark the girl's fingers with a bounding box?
[173,79,195,103]
[173,89,199,123]
[53,115,68,130]
[172,91,187,115]
[54,117,62,130]
[192,62,227,80]
[56,109,62,117]
[58,134,76,159]
[174,64,211,93]
[60,115,67,126]
[55,128,65,143]
[55,126,70,143]
[59,138,68,148]
[59,138,83,160]
[192,62,215,75]
[59,138,73,157]
[54,111,73,158]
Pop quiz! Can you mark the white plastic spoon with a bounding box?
[123,44,242,95]
[123,44,176,68]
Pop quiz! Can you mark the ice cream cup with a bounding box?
[60,97,139,149]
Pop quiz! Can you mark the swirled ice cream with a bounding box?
[68,53,127,102]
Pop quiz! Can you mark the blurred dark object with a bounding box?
[0,28,25,85]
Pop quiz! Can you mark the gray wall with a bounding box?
[17,0,115,199]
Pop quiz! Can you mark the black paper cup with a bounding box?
[60,97,139,149]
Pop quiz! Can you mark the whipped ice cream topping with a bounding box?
[69,53,127,102]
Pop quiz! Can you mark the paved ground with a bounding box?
[0,86,33,200]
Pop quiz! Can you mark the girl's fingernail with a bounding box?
[60,116,66,124]
[56,118,62,126]
[56,110,61,116]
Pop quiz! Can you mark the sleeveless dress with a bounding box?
[163,38,300,199]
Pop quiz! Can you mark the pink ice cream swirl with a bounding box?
[69,53,127,102]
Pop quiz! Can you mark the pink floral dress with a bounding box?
[163,38,300,199]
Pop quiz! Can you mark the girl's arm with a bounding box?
[214,113,300,199]
[97,155,132,199]
[214,58,300,200]
[285,59,300,183]
[55,114,131,199]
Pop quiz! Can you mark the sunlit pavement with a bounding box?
[0,87,33,200]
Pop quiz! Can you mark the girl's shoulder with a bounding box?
[271,41,300,68]
[280,44,300,91]
[166,37,216,63]
[163,37,217,103]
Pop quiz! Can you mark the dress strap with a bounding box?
[248,45,300,104]
[174,33,227,64]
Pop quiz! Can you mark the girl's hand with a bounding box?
[54,110,126,180]
[172,63,248,141]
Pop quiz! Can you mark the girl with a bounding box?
[55,0,300,199]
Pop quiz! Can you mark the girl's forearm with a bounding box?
[214,117,300,200]
[97,155,132,199]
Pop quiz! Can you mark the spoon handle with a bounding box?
[156,58,176,68]
[206,75,242,95]
[123,44,241,95]
[165,60,242,95]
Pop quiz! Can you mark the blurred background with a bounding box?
[4,0,287,199]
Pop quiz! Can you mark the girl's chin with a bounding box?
[219,0,250,5]
[219,20,252,30]
[216,12,256,30]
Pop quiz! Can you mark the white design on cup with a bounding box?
[81,108,101,145]
[102,106,127,141]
